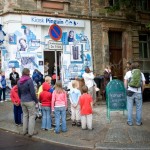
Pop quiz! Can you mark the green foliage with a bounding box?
[98,0,135,12]
[146,24,150,30]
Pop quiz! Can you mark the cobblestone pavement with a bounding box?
[0,100,150,150]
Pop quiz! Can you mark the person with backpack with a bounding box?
[124,62,145,126]
[32,69,42,89]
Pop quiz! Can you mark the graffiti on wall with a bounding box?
[4,24,91,84]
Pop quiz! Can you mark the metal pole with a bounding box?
[55,50,58,82]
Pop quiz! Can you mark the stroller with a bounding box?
[35,102,42,120]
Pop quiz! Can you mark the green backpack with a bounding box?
[128,69,142,88]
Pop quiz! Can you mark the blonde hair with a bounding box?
[72,80,77,88]
[55,81,64,94]
[45,76,51,82]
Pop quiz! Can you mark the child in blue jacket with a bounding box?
[0,72,6,102]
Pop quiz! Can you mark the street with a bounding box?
[0,129,88,150]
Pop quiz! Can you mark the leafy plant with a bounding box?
[98,0,135,12]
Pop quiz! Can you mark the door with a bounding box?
[109,31,123,80]
[44,51,62,78]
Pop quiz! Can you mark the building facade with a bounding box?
[0,0,150,83]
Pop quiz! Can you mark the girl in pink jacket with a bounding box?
[52,81,67,134]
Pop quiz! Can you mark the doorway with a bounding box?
[109,31,123,80]
[44,51,62,77]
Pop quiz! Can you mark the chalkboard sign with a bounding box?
[106,79,127,121]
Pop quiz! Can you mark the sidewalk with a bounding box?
[0,100,150,150]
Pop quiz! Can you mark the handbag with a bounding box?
[126,90,134,97]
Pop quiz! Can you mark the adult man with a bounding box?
[44,61,49,77]
[82,66,96,104]
[9,68,19,87]
[124,62,145,126]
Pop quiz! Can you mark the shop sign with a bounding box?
[106,79,127,122]
[48,41,63,50]
[22,15,85,27]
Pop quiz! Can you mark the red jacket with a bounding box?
[39,82,52,107]
[10,85,21,105]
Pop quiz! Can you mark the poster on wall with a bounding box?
[9,34,17,45]
[70,45,83,63]
[20,53,38,71]
[18,38,28,51]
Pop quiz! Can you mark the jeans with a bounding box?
[14,105,23,124]
[0,88,6,101]
[127,93,142,125]
[54,106,67,133]
[21,101,36,135]
[41,106,52,130]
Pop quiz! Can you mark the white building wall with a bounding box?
[1,14,92,85]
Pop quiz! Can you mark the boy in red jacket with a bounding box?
[79,85,93,130]
[10,85,23,126]
[39,82,53,130]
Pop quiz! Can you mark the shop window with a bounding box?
[139,34,150,59]
[137,0,150,11]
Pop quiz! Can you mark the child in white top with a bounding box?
[69,81,81,126]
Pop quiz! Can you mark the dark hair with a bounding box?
[22,68,30,76]
[19,38,26,44]
[85,66,90,73]
[131,62,140,69]
[82,85,88,93]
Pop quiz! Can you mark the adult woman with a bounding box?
[17,68,38,137]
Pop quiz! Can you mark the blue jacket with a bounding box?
[17,75,38,103]
[1,76,6,88]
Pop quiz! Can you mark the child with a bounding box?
[52,81,67,134]
[79,85,93,130]
[10,85,23,126]
[39,82,53,131]
[37,76,53,99]
[69,81,81,126]
[0,72,7,102]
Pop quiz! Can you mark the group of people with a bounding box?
[9,66,94,137]
[6,60,146,138]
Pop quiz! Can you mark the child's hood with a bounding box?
[42,82,50,91]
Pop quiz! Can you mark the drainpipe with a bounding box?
[88,0,91,16]
[88,0,94,72]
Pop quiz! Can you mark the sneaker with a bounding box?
[136,122,143,126]
[28,131,38,137]
[54,130,60,134]
[46,128,54,131]
[41,128,45,131]
[82,128,88,130]
[0,101,3,103]
[88,128,94,131]
[76,122,81,127]
[72,121,76,126]
[127,122,133,126]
